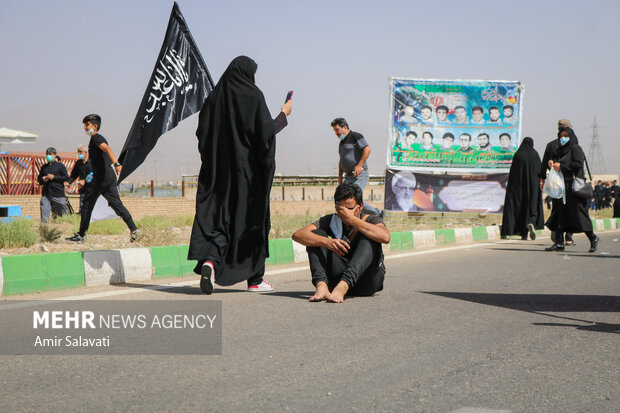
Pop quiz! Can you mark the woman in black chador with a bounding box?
[188,56,292,294]
[501,137,544,240]
[541,127,599,252]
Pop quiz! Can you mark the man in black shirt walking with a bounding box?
[67,114,139,242]
[38,147,69,223]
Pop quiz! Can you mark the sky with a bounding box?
[1,0,619,182]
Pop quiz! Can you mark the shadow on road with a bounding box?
[532,322,620,333]
[123,283,247,295]
[566,254,620,259]
[489,247,549,252]
[420,291,620,334]
[258,290,312,300]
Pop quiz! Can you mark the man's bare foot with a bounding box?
[327,281,349,303]
[309,282,330,302]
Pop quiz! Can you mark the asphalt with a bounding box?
[1,231,619,412]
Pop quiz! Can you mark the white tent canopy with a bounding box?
[0,127,38,145]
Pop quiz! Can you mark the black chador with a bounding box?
[501,137,544,238]
[188,56,287,286]
[542,128,595,235]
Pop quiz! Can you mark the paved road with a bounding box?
[1,231,619,412]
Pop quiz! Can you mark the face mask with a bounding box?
[46,155,54,162]
[78,154,85,160]
[339,134,346,141]
[560,137,570,146]
[85,128,95,136]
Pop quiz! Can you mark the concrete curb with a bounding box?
[1,218,619,296]
[83,250,125,286]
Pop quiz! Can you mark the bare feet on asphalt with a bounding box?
[309,282,330,302]
[327,281,349,303]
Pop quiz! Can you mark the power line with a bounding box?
[587,116,607,174]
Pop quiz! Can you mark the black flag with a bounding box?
[118,2,214,182]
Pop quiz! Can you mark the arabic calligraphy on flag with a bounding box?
[118,2,214,183]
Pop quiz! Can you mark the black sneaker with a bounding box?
[130,229,142,243]
[200,263,215,295]
[589,236,600,253]
[66,233,85,243]
[527,223,536,240]
[545,244,565,251]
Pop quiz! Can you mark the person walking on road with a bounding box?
[501,137,544,240]
[540,127,599,252]
[188,56,293,295]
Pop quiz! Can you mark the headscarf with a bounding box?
[556,127,578,158]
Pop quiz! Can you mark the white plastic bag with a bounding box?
[543,168,566,203]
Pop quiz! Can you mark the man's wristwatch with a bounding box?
[114,162,121,167]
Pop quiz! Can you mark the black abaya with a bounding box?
[501,137,544,237]
[188,56,287,285]
[541,128,594,234]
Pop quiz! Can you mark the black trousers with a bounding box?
[78,183,137,236]
[307,229,384,296]
[554,230,595,245]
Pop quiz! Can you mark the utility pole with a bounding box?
[587,116,607,174]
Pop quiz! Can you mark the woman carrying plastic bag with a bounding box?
[543,167,566,204]
[540,127,599,252]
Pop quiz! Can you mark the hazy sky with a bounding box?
[1,0,618,182]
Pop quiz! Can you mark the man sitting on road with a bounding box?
[292,183,390,303]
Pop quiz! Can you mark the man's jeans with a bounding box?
[40,195,67,223]
[307,229,384,296]
[344,169,382,216]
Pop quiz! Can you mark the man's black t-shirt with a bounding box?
[88,134,117,187]
[68,159,93,194]
[338,131,369,174]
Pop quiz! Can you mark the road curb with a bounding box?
[1,218,619,296]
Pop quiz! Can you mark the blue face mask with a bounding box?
[339,134,346,141]
[46,155,54,162]
[78,154,85,160]
[560,137,570,146]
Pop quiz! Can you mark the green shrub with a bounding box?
[0,219,38,248]
[133,225,176,247]
[39,224,62,243]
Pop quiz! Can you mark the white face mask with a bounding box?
[85,128,95,136]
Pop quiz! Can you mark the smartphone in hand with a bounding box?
[285,90,293,103]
